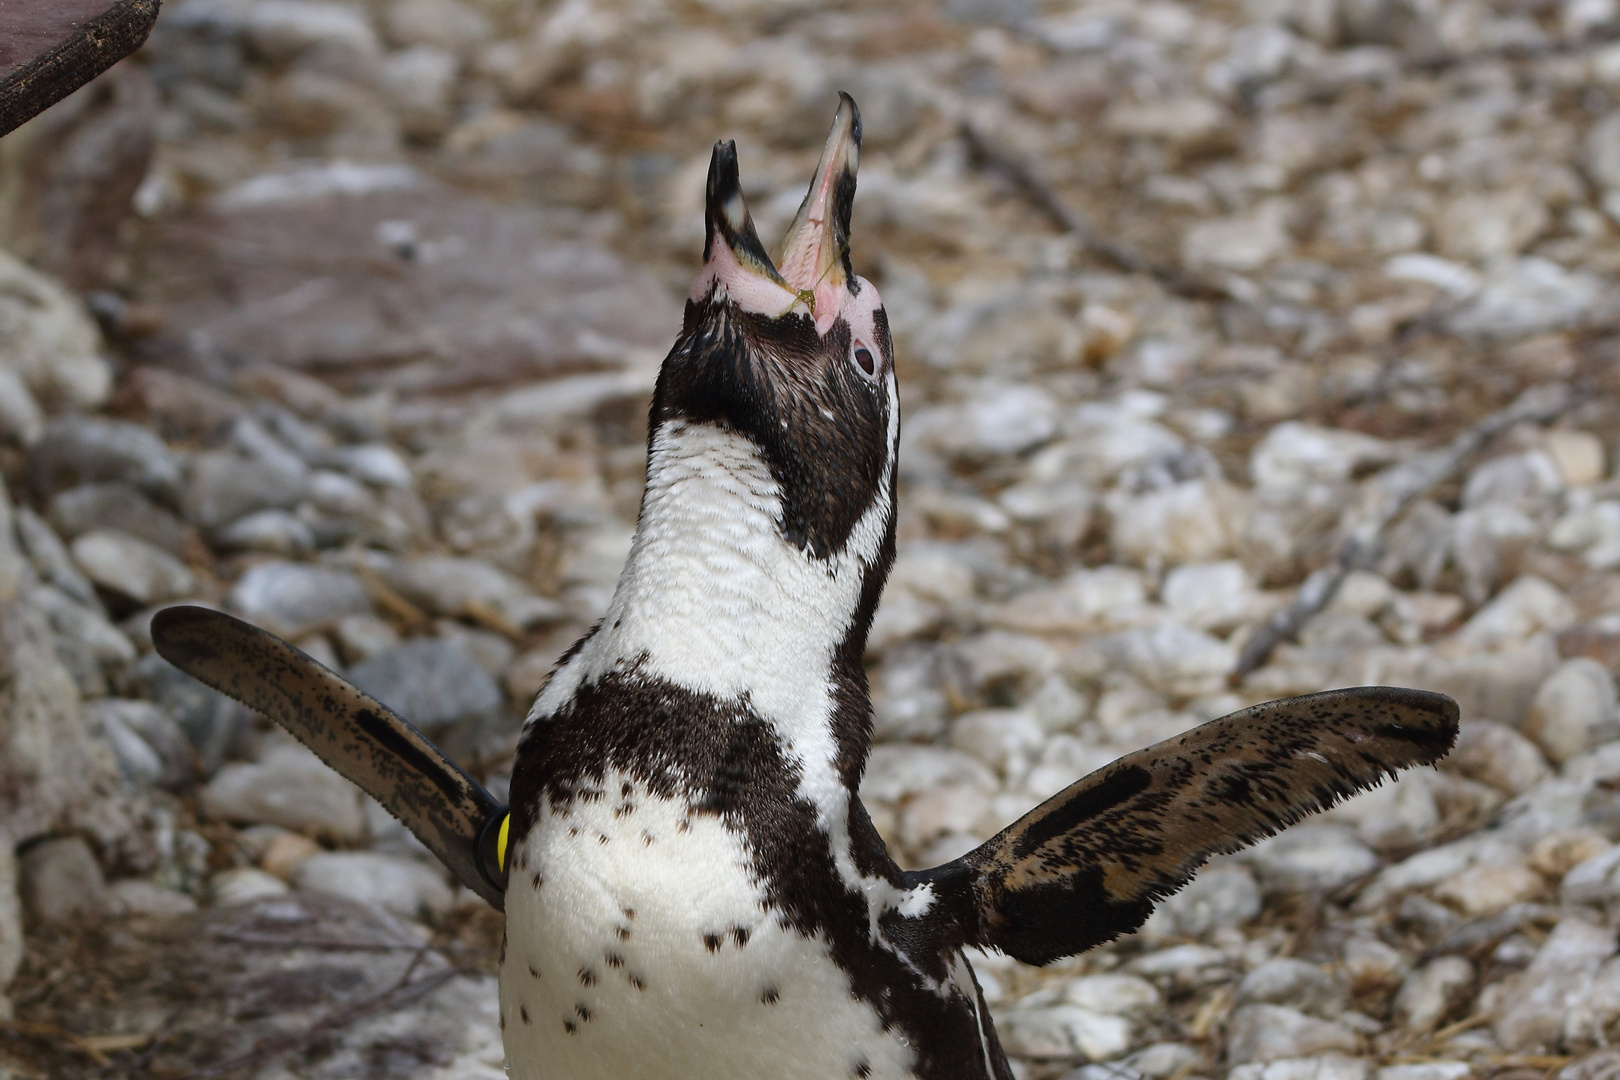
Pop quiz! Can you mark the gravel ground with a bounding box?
[2,0,1620,1076]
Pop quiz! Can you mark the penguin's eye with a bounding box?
[851,343,878,381]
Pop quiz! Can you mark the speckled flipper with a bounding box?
[915,686,1458,965]
[151,605,509,910]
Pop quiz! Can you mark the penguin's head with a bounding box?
[651,93,896,562]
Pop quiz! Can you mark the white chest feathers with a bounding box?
[498,774,918,1080]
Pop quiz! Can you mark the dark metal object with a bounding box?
[0,0,160,138]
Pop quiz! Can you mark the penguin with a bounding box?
[152,93,1460,1080]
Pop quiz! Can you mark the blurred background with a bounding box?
[2,0,1620,1076]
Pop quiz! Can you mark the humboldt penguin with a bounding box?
[153,93,1459,1080]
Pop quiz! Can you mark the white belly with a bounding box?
[499,773,919,1080]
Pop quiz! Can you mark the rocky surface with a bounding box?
[1,0,1619,1076]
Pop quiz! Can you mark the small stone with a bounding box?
[1449,257,1605,339]
[1244,825,1380,895]
[1492,916,1617,1052]
[47,482,189,554]
[1342,936,1410,995]
[1455,575,1578,650]
[1530,829,1612,879]
[1561,845,1620,909]
[213,508,316,556]
[380,555,562,629]
[0,844,19,995]
[294,851,453,922]
[260,830,322,881]
[1163,560,1262,632]
[347,638,504,728]
[227,561,372,639]
[1063,973,1162,1016]
[1329,571,1397,619]
[1545,430,1607,487]
[1586,112,1620,189]
[1228,1055,1370,1080]
[85,698,193,791]
[107,879,199,917]
[990,566,1151,634]
[70,529,196,605]
[1104,624,1236,700]
[1394,956,1474,1032]
[950,709,1046,782]
[321,443,414,488]
[1182,199,1292,272]
[1236,959,1348,1017]
[1127,944,1233,988]
[1226,1005,1360,1064]
[997,1003,1132,1061]
[384,0,491,51]
[1463,451,1563,509]
[861,745,997,806]
[15,506,98,605]
[1108,479,1234,568]
[1027,675,1088,733]
[121,651,247,777]
[0,367,43,445]
[0,251,111,412]
[183,449,307,532]
[200,741,366,843]
[872,643,952,742]
[211,867,291,905]
[27,416,180,504]
[931,384,1061,458]
[898,783,992,852]
[1433,862,1545,917]
[1450,722,1550,796]
[1154,862,1262,937]
[1250,422,1400,489]
[1524,658,1620,765]
[1436,189,1550,261]
[245,0,380,62]
[1376,1065,1471,1080]
[18,837,107,926]
[330,612,401,665]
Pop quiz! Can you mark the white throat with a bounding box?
[532,413,892,727]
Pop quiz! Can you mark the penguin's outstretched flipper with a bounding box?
[915,686,1458,966]
[150,605,509,910]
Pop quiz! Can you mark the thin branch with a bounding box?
[959,120,1236,303]
[0,0,161,138]
[1230,382,1580,684]
[169,965,466,1080]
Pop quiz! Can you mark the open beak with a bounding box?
[694,94,863,334]
[778,92,861,333]
[704,139,791,293]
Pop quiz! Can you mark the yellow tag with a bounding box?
[496,813,510,873]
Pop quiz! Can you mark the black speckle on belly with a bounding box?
[605,950,625,969]
[854,1059,871,1078]
[760,986,779,1005]
[732,925,751,947]
[521,1005,530,1024]
[579,967,596,987]
[529,964,540,979]
[576,1004,594,1022]
[629,973,647,990]
[702,933,722,952]
[563,1020,577,1035]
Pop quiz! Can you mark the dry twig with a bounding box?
[958,121,1235,303]
[170,965,465,1080]
[1231,382,1579,684]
